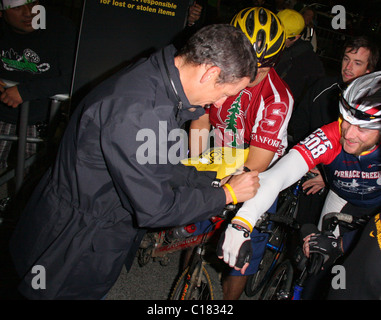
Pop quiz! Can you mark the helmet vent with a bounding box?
[256,30,266,53]
[270,16,278,41]
[246,11,255,38]
[258,7,268,25]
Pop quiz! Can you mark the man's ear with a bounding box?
[200,65,220,84]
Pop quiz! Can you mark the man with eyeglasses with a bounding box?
[217,72,381,299]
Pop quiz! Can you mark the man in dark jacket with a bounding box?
[9,24,260,299]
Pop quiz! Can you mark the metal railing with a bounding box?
[0,79,69,193]
[315,26,354,63]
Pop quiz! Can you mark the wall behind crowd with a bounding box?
[49,0,381,100]
[50,0,189,104]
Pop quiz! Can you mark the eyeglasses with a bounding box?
[340,95,381,121]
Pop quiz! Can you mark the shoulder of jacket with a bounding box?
[312,77,340,103]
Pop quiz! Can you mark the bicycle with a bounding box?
[259,211,370,300]
[167,173,311,300]
[137,204,237,300]
[244,174,309,298]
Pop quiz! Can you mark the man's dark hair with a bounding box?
[344,36,380,72]
[178,24,257,83]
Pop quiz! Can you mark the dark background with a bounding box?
[71,0,189,102]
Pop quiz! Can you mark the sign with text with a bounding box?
[72,0,188,98]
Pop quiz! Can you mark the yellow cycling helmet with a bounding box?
[231,7,286,68]
[277,9,305,38]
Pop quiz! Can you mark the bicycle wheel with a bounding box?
[170,264,214,300]
[245,249,276,297]
[260,259,293,300]
[245,225,285,297]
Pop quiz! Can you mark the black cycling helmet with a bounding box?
[231,7,286,68]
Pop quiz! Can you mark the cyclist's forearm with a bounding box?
[235,149,309,229]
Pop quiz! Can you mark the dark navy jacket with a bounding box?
[9,45,226,299]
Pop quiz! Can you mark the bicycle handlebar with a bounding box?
[268,213,299,229]
[324,212,354,224]
[218,203,237,219]
[322,212,370,233]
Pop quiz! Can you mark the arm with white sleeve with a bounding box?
[233,149,309,230]
[217,149,309,270]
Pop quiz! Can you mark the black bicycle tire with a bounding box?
[245,224,285,297]
[245,248,277,297]
[260,259,294,300]
[170,265,214,300]
[246,182,300,298]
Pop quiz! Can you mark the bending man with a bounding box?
[9,24,260,300]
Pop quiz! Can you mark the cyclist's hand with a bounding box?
[302,169,325,195]
[217,222,252,274]
[306,231,343,270]
[223,171,259,204]
[303,233,315,257]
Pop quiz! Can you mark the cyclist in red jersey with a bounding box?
[217,71,381,289]
[189,7,292,300]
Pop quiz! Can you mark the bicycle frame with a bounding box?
[138,205,236,267]
[172,244,211,300]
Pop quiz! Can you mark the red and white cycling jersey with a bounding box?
[294,121,381,207]
[207,68,293,162]
[236,120,381,231]
[293,121,342,169]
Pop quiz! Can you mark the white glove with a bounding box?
[217,223,252,270]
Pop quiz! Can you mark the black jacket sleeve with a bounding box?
[288,84,317,144]
[100,100,226,229]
